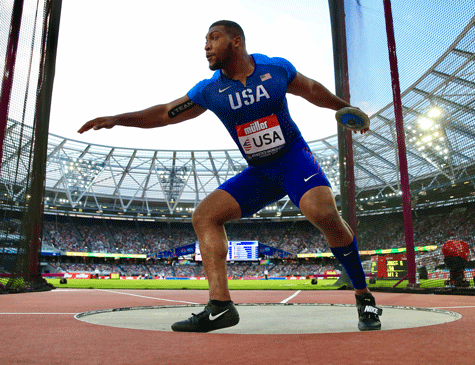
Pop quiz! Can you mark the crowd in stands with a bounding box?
[52,261,337,278]
[44,222,83,251]
[357,206,475,251]
[42,204,475,276]
[109,226,145,254]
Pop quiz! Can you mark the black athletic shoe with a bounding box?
[171,300,240,333]
[355,292,382,331]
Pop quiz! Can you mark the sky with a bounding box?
[49,0,338,151]
[344,0,475,116]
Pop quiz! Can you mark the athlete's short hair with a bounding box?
[209,20,245,42]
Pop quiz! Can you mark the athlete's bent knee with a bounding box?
[302,202,331,221]
[192,208,213,232]
[192,204,228,231]
[192,190,241,232]
[303,204,340,230]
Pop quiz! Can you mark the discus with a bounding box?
[335,107,370,131]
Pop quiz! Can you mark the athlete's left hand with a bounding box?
[345,106,370,134]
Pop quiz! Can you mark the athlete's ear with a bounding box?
[232,35,244,48]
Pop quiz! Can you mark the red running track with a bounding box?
[2,289,474,365]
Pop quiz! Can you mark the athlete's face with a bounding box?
[205,26,234,71]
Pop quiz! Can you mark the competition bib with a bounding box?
[236,114,286,160]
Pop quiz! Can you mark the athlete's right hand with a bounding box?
[77,116,117,134]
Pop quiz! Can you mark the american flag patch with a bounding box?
[260,73,272,81]
[243,138,252,151]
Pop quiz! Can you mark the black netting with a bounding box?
[344,0,475,292]
[0,0,52,293]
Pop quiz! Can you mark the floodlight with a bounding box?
[428,107,442,118]
[419,117,433,130]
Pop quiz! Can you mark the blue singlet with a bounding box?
[187,53,331,216]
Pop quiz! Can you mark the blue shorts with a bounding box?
[218,138,332,217]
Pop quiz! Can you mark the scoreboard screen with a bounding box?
[386,259,407,278]
[195,241,259,261]
[371,254,407,278]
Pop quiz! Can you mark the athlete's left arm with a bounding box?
[287,72,369,133]
[287,72,351,110]
[287,72,351,111]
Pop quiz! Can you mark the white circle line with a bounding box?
[280,290,301,303]
[97,289,200,305]
[0,313,77,315]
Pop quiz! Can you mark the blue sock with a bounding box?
[330,236,367,290]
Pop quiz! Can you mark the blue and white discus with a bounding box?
[335,107,370,131]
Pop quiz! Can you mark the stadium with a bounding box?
[1,1,475,364]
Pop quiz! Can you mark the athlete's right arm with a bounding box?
[77,95,206,134]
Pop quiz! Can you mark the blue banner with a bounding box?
[148,250,173,259]
[174,243,196,257]
[259,244,293,258]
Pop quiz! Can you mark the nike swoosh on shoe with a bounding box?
[209,309,229,321]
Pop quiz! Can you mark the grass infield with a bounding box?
[46,278,446,290]
[47,278,338,290]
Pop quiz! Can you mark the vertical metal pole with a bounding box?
[344,125,357,233]
[26,0,62,283]
[328,0,358,288]
[0,0,24,171]
[382,0,417,287]
[328,0,357,235]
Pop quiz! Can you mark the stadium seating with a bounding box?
[42,205,474,277]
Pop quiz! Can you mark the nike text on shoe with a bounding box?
[171,300,240,333]
[355,292,382,331]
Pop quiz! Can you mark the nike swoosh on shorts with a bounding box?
[304,173,319,182]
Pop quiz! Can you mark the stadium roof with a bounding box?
[2,17,474,220]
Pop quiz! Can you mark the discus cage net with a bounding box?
[0,0,55,293]
[0,0,474,294]
[341,0,475,293]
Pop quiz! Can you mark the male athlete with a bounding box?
[78,20,382,332]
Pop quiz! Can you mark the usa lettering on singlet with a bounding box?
[187,53,302,165]
[236,114,286,159]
